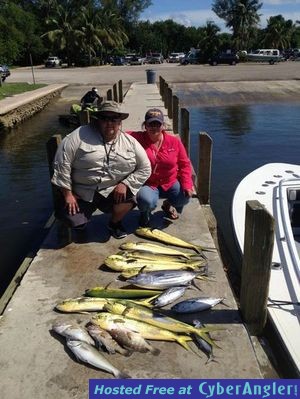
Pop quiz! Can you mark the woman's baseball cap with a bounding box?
[145,108,164,124]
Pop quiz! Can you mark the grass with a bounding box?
[0,82,46,100]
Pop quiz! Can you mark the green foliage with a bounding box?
[264,15,295,50]
[0,82,46,100]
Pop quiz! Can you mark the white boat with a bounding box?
[232,163,300,376]
[247,49,282,64]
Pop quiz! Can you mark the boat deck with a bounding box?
[0,82,264,399]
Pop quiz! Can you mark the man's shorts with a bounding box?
[56,189,135,228]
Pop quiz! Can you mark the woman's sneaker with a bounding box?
[108,221,127,239]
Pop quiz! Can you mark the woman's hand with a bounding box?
[113,182,127,203]
[62,188,80,215]
[184,189,194,198]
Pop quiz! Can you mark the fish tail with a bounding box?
[115,370,131,379]
[151,347,161,356]
[176,335,193,351]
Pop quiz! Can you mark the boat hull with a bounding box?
[232,163,300,376]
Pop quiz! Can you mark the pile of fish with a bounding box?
[53,228,223,377]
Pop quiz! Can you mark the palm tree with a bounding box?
[212,0,262,50]
[264,15,295,50]
[41,1,84,66]
[198,21,220,59]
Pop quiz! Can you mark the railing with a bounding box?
[278,178,300,282]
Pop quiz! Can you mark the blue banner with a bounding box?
[89,379,299,399]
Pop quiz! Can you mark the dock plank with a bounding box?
[0,83,263,399]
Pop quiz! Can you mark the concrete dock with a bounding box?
[0,82,264,399]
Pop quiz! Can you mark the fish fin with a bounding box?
[104,282,112,289]
[138,296,156,307]
[191,280,202,291]
[220,298,229,307]
[205,354,218,365]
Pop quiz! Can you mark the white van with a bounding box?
[247,49,282,64]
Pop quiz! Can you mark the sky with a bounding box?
[140,0,300,31]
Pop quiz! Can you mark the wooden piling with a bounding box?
[159,76,164,97]
[172,95,179,134]
[107,89,113,101]
[167,87,173,119]
[240,200,274,335]
[113,83,118,102]
[118,80,123,103]
[79,110,90,125]
[163,81,168,107]
[198,132,212,204]
[180,108,190,156]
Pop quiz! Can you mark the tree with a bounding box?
[212,0,262,49]
[264,15,295,50]
[198,21,220,59]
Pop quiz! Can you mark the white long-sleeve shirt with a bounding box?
[51,125,151,202]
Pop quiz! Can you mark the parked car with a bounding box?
[113,56,126,66]
[0,64,11,81]
[209,52,239,66]
[148,53,164,64]
[167,52,185,63]
[180,50,205,65]
[124,54,136,64]
[130,55,146,65]
[45,56,62,68]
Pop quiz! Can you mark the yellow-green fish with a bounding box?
[120,242,195,259]
[85,286,162,299]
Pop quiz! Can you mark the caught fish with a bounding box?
[55,297,152,313]
[192,320,216,363]
[108,326,160,355]
[105,254,203,272]
[151,286,187,308]
[85,286,162,299]
[93,312,192,351]
[66,339,131,378]
[135,228,214,254]
[126,269,205,290]
[86,323,131,356]
[118,250,200,264]
[120,242,194,259]
[52,321,95,345]
[103,300,216,345]
[171,297,225,313]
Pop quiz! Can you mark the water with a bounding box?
[189,102,300,268]
[0,99,71,296]
[1,97,300,300]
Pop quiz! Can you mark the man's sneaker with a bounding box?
[139,211,150,227]
[108,221,127,239]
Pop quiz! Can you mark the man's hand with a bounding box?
[62,188,80,215]
[113,182,127,203]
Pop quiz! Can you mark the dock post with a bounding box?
[118,80,123,103]
[180,108,190,156]
[198,132,212,204]
[46,135,72,245]
[163,81,169,107]
[167,87,173,119]
[159,76,164,97]
[113,83,118,102]
[107,89,113,100]
[79,110,90,125]
[240,200,274,335]
[172,95,179,134]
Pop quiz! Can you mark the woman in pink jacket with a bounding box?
[128,108,193,227]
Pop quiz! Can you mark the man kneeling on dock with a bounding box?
[51,101,151,239]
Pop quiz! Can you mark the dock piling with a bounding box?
[113,83,118,102]
[198,132,212,204]
[172,95,179,134]
[107,89,113,101]
[118,80,123,103]
[180,108,190,156]
[240,200,274,335]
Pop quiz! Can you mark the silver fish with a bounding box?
[52,321,94,345]
[151,286,187,308]
[66,340,131,378]
[192,320,215,363]
[86,323,131,356]
[171,297,225,313]
[127,269,202,289]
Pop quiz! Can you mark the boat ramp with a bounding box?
[0,81,269,399]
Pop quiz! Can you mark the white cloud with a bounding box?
[263,0,300,4]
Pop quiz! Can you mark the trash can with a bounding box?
[146,69,156,84]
